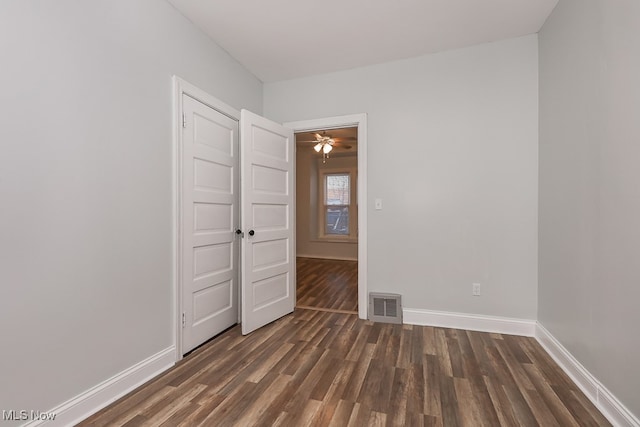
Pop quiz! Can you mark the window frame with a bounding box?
[318,167,357,241]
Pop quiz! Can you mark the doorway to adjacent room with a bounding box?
[293,122,364,315]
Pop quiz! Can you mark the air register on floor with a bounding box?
[368,293,402,324]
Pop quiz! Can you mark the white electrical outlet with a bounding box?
[472,283,481,296]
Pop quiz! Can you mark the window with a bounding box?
[321,172,355,238]
[325,174,350,235]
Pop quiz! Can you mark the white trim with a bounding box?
[284,114,368,320]
[24,347,175,427]
[172,76,241,361]
[173,76,240,121]
[403,308,537,336]
[535,324,640,427]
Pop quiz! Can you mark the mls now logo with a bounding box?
[2,410,57,421]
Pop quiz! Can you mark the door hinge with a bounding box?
[182,312,186,328]
[182,113,187,128]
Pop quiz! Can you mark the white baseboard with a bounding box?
[403,308,537,336]
[403,309,639,426]
[24,346,176,427]
[535,324,639,427]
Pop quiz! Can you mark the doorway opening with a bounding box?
[286,114,368,319]
[295,127,358,314]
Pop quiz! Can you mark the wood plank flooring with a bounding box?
[296,257,358,313]
[79,309,610,427]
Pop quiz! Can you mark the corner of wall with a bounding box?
[535,323,640,427]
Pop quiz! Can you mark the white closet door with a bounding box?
[182,95,239,352]
[240,109,295,335]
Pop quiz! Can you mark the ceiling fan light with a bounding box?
[314,142,323,152]
[323,143,332,154]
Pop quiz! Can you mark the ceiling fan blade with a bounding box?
[333,141,353,150]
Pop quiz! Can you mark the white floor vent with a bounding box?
[368,293,402,324]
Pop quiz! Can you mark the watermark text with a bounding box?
[2,410,57,421]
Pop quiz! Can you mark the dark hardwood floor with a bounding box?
[296,257,358,313]
[79,309,610,426]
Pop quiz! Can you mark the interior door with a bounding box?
[181,94,239,353]
[240,109,295,335]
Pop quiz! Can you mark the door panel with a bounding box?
[182,95,239,353]
[241,109,295,335]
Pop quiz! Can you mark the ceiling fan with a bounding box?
[298,131,355,162]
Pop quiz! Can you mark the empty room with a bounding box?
[1,0,638,426]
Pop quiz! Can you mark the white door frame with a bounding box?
[172,76,241,361]
[284,114,368,320]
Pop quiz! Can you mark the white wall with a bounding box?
[265,35,539,319]
[0,0,261,422]
[539,0,640,417]
[296,151,358,260]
